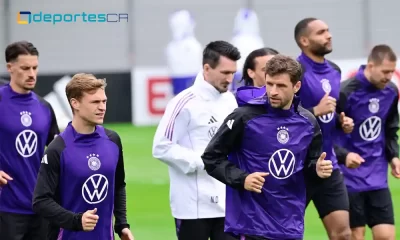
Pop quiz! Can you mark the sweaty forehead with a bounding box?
[306,20,328,34]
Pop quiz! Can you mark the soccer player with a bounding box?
[294,18,353,240]
[336,44,400,240]
[236,47,279,106]
[0,41,59,240]
[241,47,279,87]
[32,73,134,240]
[202,54,333,240]
[152,41,240,240]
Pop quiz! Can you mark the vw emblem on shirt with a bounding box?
[359,116,381,141]
[318,112,335,123]
[208,126,218,139]
[320,79,331,93]
[82,174,109,204]
[20,111,32,127]
[276,126,289,144]
[368,98,380,114]
[268,149,296,179]
[15,130,38,157]
[87,153,101,171]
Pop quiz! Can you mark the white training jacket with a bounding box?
[152,72,238,219]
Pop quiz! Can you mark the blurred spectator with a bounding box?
[230,8,264,91]
[166,10,202,96]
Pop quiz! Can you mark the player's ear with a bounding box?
[247,68,255,79]
[294,81,301,93]
[366,61,374,70]
[300,36,309,48]
[203,63,210,77]
[6,62,12,73]
[70,98,80,111]
[203,63,210,72]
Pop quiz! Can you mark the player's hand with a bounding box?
[81,208,99,231]
[244,172,269,193]
[0,171,13,186]
[345,152,365,168]
[314,92,336,116]
[316,152,333,178]
[390,157,400,178]
[121,228,134,240]
[340,112,354,133]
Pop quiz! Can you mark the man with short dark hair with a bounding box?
[152,41,240,240]
[33,73,133,240]
[336,44,400,240]
[202,54,333,240]
[0,41,60,240]
[294,18,353,240]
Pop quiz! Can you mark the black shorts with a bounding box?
[306,169,349,218]
[231,235,301,240]
[175,217,236,240]
[0,211,48,240]
[348,188,394,229]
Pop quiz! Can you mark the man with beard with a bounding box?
[336,44,400,240]
[152,41,239,240]
[202,54,333,240]
[294,18,354,240]
[0,41,60,240]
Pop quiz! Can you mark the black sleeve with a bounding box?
[334,145,348,164]
[333,88,350,163]
[299,108,323,178]
[32,136,83,231]
[105,129,130,236]
[297,62,316,115]
[385,83,399,162]
[38,96,60,146]
[327,60,342,75]
[334,78,361,164]
[201,108,249,190]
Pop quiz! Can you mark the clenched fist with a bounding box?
[244,172,269,193]
[345,152,365,168]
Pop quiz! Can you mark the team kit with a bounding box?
[0,17,399,240]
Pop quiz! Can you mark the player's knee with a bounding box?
[371,224,395,240]
[330,227,352,240]
[351,227,365,240]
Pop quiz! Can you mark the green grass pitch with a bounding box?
[105,123,400,239]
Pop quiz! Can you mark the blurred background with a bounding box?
[1,0,400,239]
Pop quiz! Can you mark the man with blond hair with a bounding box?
[33,73,134,240]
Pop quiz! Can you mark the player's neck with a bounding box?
[302,51,325,63]
[71,118,96,134]
[9,80,31,94]
[363,68,373,82]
